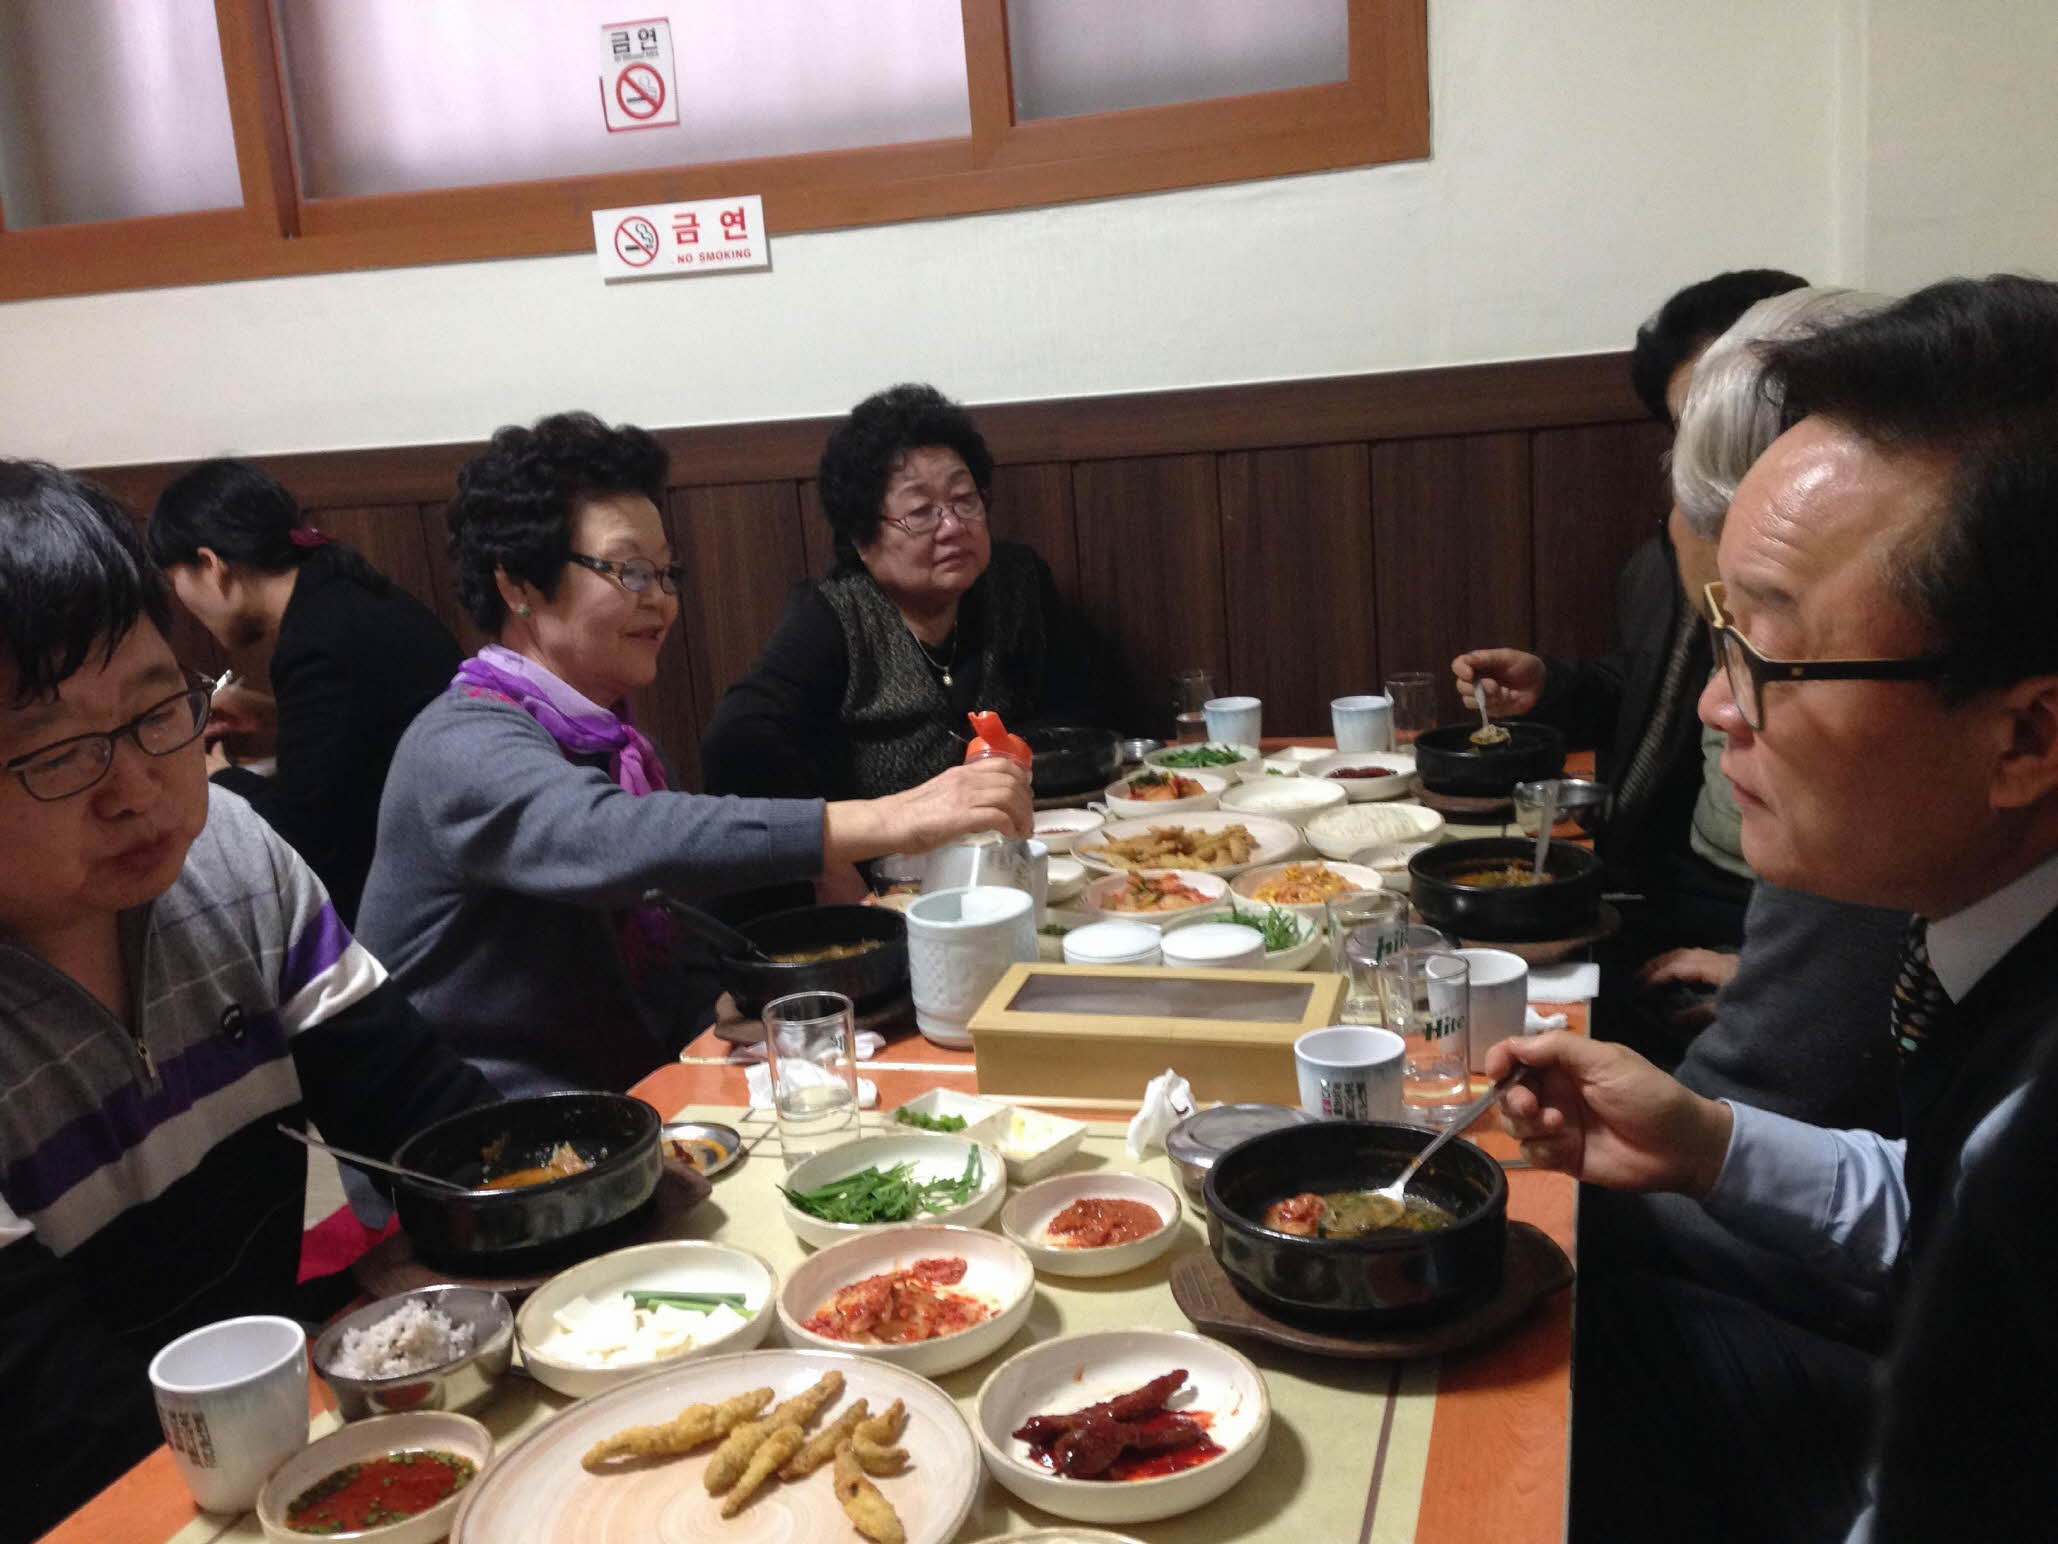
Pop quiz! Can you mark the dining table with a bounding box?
[43,745,1592,1544]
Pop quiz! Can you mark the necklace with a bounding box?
[912,628,959,687]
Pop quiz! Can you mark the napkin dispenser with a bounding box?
[967,963,1346,1105]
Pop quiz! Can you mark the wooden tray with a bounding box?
[354,1162,713,1303]
[1168,1220,1573,1359]
[1454,899,1621,967]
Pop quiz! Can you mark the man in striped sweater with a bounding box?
[0,460,494,1538]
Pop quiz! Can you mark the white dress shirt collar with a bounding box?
[1925,849,2058,1003]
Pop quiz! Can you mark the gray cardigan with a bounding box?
[358,689,824,1095]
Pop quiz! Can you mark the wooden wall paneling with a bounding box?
[1071,454,1225,738]
[671,480,810,748]
[1370,433,1532,726]
[1528,421,1672,661]
[415,503,489,657]
[1218,445,1375,735]
[986,461,1079,600]
[797,480,837,579]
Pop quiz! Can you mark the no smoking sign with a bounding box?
[599,17,679,132]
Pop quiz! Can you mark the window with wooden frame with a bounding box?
[0,0,1426,302]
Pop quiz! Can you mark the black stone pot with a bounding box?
[724,904,909,1019]
[1205,1120,1507,1327]
[1022,725,1122,800]
[1412,721,1565,799]
[390,1092,661,1265]
[1409,836,1603,943]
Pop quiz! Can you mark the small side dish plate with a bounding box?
[660,1121,743,1178]
[1000,1173,1182,1278]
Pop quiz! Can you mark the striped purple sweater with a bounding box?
[0,786,490,1537]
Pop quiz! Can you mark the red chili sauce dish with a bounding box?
[801,1255,995,1344]
[1013,1369,1224,1481]
[1042,1197,1165,1250]
[1327,765,1396,779]
[284,1448,477,1533]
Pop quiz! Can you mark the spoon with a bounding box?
[1469,676,1511,747]
[1531,779,1559,880]
[274,1124,474,1194]
[1354,1067,1532,1228]
[642,890,777,963]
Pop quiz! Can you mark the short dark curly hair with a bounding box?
[1629,268,1809,425]
[446,411,669,633]
[816,384,994,568]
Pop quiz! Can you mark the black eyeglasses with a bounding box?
[567,552,684,595]
[1703,581,1954,730]
[885,492,986,537]
[4,684,211,802]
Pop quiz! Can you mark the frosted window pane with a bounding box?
[1007,0,1347,121]
[0,0,241,229]
[277,0,971,200]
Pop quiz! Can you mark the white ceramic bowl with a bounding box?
[257,1410,493,1544]
[1268,744,1335,769]
[778,1133,1006,1251]
[967,1104,1090,1182]
[1142,741,1264,784]
[514,1240,776,1398]
[1046,855,1088,903]
[1060,919,1164,967]
[1230,859,1387,918]
[1081,868,1229,923]
[1164,902,1322,970]
[1032,808,1106,854]
[1216,775,1348,828]
[777,1224,1035,1378]
[1304,801,1445,861]
[973,1330,1270,1525]
[1075,812,1302,879]
[1101,768,1228,820]
[999,1173,1182,1278]
[894,1088,1006,1133]
[1349,839,1438,893]
[1303,750,1420,801]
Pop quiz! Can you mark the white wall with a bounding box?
[0,0,2040,470]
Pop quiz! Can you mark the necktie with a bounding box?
[1890,918,1952,1059]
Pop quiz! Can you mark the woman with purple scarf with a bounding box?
[356,413,1029,1096]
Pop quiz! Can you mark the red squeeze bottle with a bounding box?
[964,710,1032,769]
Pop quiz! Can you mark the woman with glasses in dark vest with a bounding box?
[148,460,463,925]
[701,383,1104,902]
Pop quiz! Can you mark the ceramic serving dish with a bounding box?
[1303,801,1444,861]
[1100,768,1228,819]
[1302,751,1419,801]
[778,1133,1006,1251]
[1000,1173,1182,1278]
[257,1411,493,1544]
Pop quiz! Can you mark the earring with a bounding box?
[516,604,532,616]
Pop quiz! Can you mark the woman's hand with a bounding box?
[1483,1031,1734,1198]
[822,757,1032,863]
[1451,649,1546,717]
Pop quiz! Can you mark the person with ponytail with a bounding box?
[147,459,463,924]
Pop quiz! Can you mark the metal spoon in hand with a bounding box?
[1353,1067,1533,1228]
[1470,676,1512,746]
[274,1124,473,1193]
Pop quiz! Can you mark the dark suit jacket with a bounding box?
[213,547,461,925]
[1871,903,2058,1539]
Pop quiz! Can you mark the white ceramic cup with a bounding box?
[149,1315,310,1514]
[1062,919,1163,966]
[1203,695,1262,746]
[1330,694,1395,752]
[1454,946,1531,1073]
[1023,838,1050,924]
[906,885,1037,1047]
[1294,1025,1406,1121]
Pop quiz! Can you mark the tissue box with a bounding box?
[968,963,1346,1106]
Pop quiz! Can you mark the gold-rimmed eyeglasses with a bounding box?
[1702,581,1953,730]
[4,684,212,802]
[884,492,986,537]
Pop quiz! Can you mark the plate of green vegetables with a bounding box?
[777,1132,1006,1250]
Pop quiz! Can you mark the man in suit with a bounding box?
[1489,274,2058,1542]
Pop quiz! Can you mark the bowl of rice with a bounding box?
[1304,801,1445,861]
[313,1285,513,1421]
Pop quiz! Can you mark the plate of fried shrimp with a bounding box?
[451,1349,976,1544]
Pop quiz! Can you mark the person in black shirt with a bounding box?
[147,460,463,925]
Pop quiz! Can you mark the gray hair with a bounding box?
[1670,286,1894,538]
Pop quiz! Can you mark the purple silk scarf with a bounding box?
[453,644,674,973]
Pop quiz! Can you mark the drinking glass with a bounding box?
[763,990,860,1170]
[1171,668,1215,743]
[1384,671,1439,745]
[1376,949,1474,1126]
[1325,889,1407,975]
[1513,777,1613,840]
